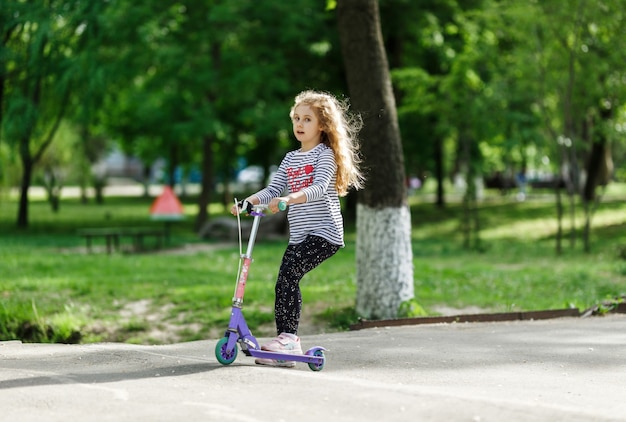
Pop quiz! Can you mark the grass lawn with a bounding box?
[1,184,625,344]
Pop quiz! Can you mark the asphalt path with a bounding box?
[1,314,625,422]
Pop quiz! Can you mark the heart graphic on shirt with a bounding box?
[304,165,314,174]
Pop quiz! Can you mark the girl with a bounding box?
[231,90,364,367]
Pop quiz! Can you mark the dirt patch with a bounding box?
[87,299,201,344]
[91,298,335,345]
[118,299,202,344]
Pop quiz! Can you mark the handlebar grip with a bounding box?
[237,200,253,214]
[278,200,288,211]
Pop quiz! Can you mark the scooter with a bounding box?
[214,200,326,371]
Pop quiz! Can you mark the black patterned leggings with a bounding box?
[274,235,340,335]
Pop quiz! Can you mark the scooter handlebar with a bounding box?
[236,200,283,215]
[237,200,254,214]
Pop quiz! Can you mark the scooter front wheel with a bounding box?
[306,349,325,372]
[215,336,238,365]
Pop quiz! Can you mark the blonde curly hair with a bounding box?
[290,90,365,196]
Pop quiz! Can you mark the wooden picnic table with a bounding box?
[78,227,165,254]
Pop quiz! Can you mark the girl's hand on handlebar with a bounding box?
[269,197,288,213]
[231,199,253,216]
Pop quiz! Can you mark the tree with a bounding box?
[100,1,344,229]
[336,0,414,319]
[381,0,461,209]
[2,1,80,228]
[502,0,626,253]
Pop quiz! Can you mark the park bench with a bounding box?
[78,227,165,254]
[198,210,288,241]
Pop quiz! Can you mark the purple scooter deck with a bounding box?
[247,348,326,365]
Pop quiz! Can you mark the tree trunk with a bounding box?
[196,134,214,231]
[17,145,33,229]
[167,144,178,189]
[434,136,445,208]
[581,107,614,253]
[337,0,414,320]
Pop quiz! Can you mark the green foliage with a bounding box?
[2,0,347,226]
[317,306,358,331]
[3,0,626,233]
[398,299,428,318]
[0,299,84,344]
[388,0,626,189]
[98,0,345,183]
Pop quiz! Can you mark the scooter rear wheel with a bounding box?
[215,336,238,365]
[307,349,325,371]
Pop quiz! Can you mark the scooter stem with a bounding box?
[233,209,264,307]
[245,212,263,258]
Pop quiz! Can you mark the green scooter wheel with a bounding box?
[307,349,325,372]
[215,337,238,365]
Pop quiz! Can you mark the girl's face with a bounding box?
[291,104,322,150]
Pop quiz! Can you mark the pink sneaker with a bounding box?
[254,333,302,368]
[261,333,303,354]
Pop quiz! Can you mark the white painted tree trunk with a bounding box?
[356,203,414,319]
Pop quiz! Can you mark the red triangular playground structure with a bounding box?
[150,186,185,220]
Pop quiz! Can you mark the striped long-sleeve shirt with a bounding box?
[254,143,344,247]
